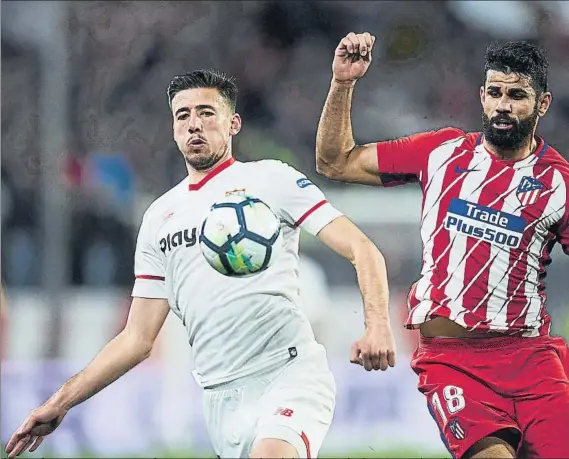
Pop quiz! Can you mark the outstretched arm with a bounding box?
[317,216,396,371]
[316,32,382,186]
[5,296,170,458]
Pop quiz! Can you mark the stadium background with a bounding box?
[2,1,569,457]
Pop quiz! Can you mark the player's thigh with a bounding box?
[250,438,299,459]
[253,359,336,458]
[462,431,518,458]
[516,340,569,458]
[413,361,519,459]
[203,384,257,458]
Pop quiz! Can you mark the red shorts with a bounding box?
[411,335,569,459]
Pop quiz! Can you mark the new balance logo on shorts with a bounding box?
[448,418,466,440]
[274,407,294,417]
[444,198,526,248]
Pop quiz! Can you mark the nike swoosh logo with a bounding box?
[455,166,480,174]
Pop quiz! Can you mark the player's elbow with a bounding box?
[121,328,156,362]
[351,236,385,267]
[315,153,346,180]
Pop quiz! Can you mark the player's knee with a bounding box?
[250,438,299,459]
[463,429,520,459]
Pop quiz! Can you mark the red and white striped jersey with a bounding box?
[376,128,569,337]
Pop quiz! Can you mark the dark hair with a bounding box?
[484,41,549,94]
[167,68,238,111]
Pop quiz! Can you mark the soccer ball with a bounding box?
[199,194,282,277]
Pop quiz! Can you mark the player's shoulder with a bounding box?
[143,177,189,222]
[541,144,569,197]
[240,159,306,178]
[433,127,477,146]
[541,142,569,176]
[406,126,474,149]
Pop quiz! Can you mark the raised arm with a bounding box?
[5,296,169,458]
[316,32,381,186]
[317,216,396,372]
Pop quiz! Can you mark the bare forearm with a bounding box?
[48,331,152,410]
[352,240,390,327]
[316,80,357,173]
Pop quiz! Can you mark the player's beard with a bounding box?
[482,105,539,152]
[184,141,229,171]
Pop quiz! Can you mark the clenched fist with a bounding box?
[332,32,376,84]
[350,323,396,371]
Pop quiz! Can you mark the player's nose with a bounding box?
[186,111,203,133]
[188,118,203,133]
[495,96,513,113]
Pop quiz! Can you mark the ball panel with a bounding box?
[225,238,269,275]
[241,200,280,241]
[199,242,229,275]
[201,206,241,247]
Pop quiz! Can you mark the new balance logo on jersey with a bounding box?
[160,228,197,254]
[517,176,544,206]
[444,199,526,249]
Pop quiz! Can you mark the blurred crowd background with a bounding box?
[2,1,569,457]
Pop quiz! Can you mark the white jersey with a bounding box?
[132,158,342,387]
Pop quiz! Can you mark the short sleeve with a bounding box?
[131,211,167,299]
[270,161,343,236]
[376,127,465,187]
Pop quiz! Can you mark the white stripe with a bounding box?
[440,154,492,325]
[485,167,552,330]
[421,149,474,225]
[425,166,512,277]
[439,167,515,321]
[411,139,465,322]
[521,169,567,336]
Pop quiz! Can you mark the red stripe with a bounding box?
[425,151,473,317]
[508,166,555,331]
[188,157,235,191]
[136,274,165,281]
[300,431,311,459]
[460,163,515,329]
[295,200,327,227]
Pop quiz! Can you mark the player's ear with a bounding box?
[480,85,485,105]
[229,113,242,136]
[537,92,552,117]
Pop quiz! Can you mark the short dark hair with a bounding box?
[484,41,549,94]
[167,68,238,111]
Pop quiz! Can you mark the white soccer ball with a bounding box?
[199,194,282,277]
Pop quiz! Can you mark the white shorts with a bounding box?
[202,344,336,458]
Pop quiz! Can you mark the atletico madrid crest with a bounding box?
[517,176,544,206]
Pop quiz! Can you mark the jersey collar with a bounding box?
[477,134,549,167]
[188,157,236,191]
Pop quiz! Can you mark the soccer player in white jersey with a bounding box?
[316,33,569,459]
[6,69,396,459]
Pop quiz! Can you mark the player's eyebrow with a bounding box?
[487,85,531,95]
[175,105,216,116]
[508,87,531,96]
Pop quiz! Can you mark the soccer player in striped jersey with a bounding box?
[316,33,569,459]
